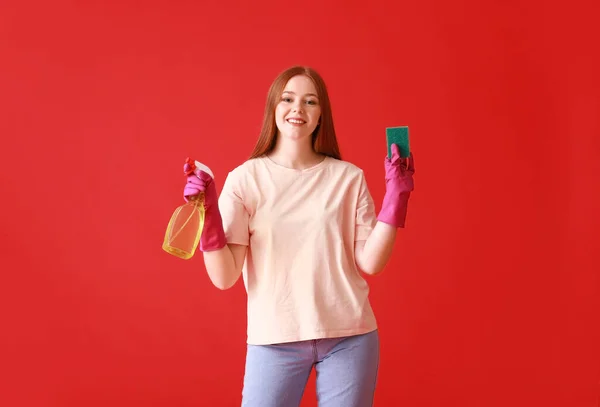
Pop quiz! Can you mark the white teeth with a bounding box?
[288,119,304,124]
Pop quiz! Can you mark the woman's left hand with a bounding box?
[376,144,415,228]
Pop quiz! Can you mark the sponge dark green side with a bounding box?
[386,126,410,159]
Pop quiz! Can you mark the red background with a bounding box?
[1,0,599,406]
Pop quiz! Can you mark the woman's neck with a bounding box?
[268,135,324,170]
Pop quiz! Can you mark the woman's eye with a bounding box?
[281,97,292,103]
[306,100,318,105]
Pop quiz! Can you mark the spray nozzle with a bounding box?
[184,157,215,180]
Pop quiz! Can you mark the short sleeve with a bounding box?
[355,171,377,241]
[218,170,250,246]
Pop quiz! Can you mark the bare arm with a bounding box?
[354,221,397,276]
[202,243,247,290]
[355,145,415,276]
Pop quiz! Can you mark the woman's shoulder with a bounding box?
[222,157,267,185]
[326,156,366,177]
[227,155,366,178]
[228,157,266,175]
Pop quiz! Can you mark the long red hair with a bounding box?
[249,66,341,160]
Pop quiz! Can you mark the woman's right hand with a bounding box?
[183,163,217,209]
[182,161,226,251]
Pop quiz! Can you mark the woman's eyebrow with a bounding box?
[282,91,319,98]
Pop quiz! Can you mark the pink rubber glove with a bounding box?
[376,144,415,228]
[183,161,227,252]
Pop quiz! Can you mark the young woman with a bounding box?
[183,66,415,406]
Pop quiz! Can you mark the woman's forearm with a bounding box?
[356,146,415,275]
[355,221,398,275]
[202,244,246,290]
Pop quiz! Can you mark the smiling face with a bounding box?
[274,75,322,143]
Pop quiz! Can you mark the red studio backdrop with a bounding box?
[1,0,598,406]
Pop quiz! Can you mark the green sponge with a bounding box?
[386,126,410,159]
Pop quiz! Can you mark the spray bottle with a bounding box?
[162,158,214,260]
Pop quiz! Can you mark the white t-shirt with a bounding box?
[218,155,378,345]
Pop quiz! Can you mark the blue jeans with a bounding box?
[241,329,380,407]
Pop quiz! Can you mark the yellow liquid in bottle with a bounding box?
[162,195,205,260]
